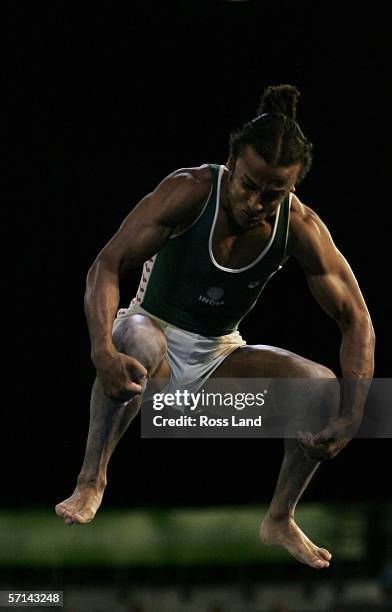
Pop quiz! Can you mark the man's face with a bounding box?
[224,145,301,231]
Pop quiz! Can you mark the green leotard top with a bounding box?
[131,164,291,336]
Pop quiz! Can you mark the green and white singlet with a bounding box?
[129,164,291,336]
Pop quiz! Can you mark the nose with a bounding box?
[247,193,264,211]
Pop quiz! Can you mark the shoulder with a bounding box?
[288,194,331,252]
[155,164,213,200]
[289,193,321,231]
[150,164,215,227]
[287,194,337,271]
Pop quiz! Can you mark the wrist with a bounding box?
[91,344,117,367]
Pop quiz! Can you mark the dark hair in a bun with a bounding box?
[257,83,300,119]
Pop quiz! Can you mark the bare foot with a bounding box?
[55,483,105,526]
[259,513,332,569]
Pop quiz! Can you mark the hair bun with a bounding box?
[257,84,301,121]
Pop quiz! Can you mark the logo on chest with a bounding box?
[248,280,261,289]
[198,286,225,306]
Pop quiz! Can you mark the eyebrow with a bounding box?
[243,173,286,190]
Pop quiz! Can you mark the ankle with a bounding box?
[266,509,295,523]
[77,474,107,490]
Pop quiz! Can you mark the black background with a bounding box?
[3,2,391,511]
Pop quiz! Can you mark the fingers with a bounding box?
[297,430,314,445]
[101,380,142,401]
[124,380,144,395]
[301,442,335,461]
[124,355,148,380]
[313,426,334,443]
[104,380,144,401]
[297,431,331,460]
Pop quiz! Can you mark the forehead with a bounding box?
[235,145,301,187]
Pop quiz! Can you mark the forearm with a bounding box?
[338,315,375,427]
[84,257,121,363]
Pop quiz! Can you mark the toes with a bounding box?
[301,534,332,563]
[55,504,94,525]
[55,503,75,518]
[56,506,77,524]
[314,557,329,569]
[318,548,332,561]
[302,541,331,569]
[73,512,93,524]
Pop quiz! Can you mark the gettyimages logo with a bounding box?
[152,389,266,412]
[198,286,225,306]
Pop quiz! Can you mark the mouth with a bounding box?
[241,209,260,224]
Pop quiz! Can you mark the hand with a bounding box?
[297,417,358,460]
[95,351,148,401]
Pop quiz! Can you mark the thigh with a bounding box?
[211,344,335,378]
[210,345,339,438]
[210,345,338,433]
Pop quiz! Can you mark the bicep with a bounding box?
[292,210,371,325]
[306,253,369,326]
[99,194,174,273]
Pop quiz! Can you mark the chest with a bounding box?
[211,210,274,268]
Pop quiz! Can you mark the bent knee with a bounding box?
[289,353,336,379]
[112,314,167,374]
[309,363,336,379]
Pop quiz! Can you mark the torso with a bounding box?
[138,163,302,336]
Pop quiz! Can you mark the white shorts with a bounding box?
[113,304,246,407]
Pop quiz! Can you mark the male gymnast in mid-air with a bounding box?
[55,85,375,569]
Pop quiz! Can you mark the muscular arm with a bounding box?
[288,197,375,440]
[85,169,210,364]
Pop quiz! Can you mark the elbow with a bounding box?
[341,310,376,344]
[85,259,99,290]
[360,312,376,346]
[369,319,376,346]
[86,253,119,280]
[84,254,120,300]
[87,249,136,283]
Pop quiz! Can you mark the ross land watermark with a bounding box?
[152,413,264,427]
